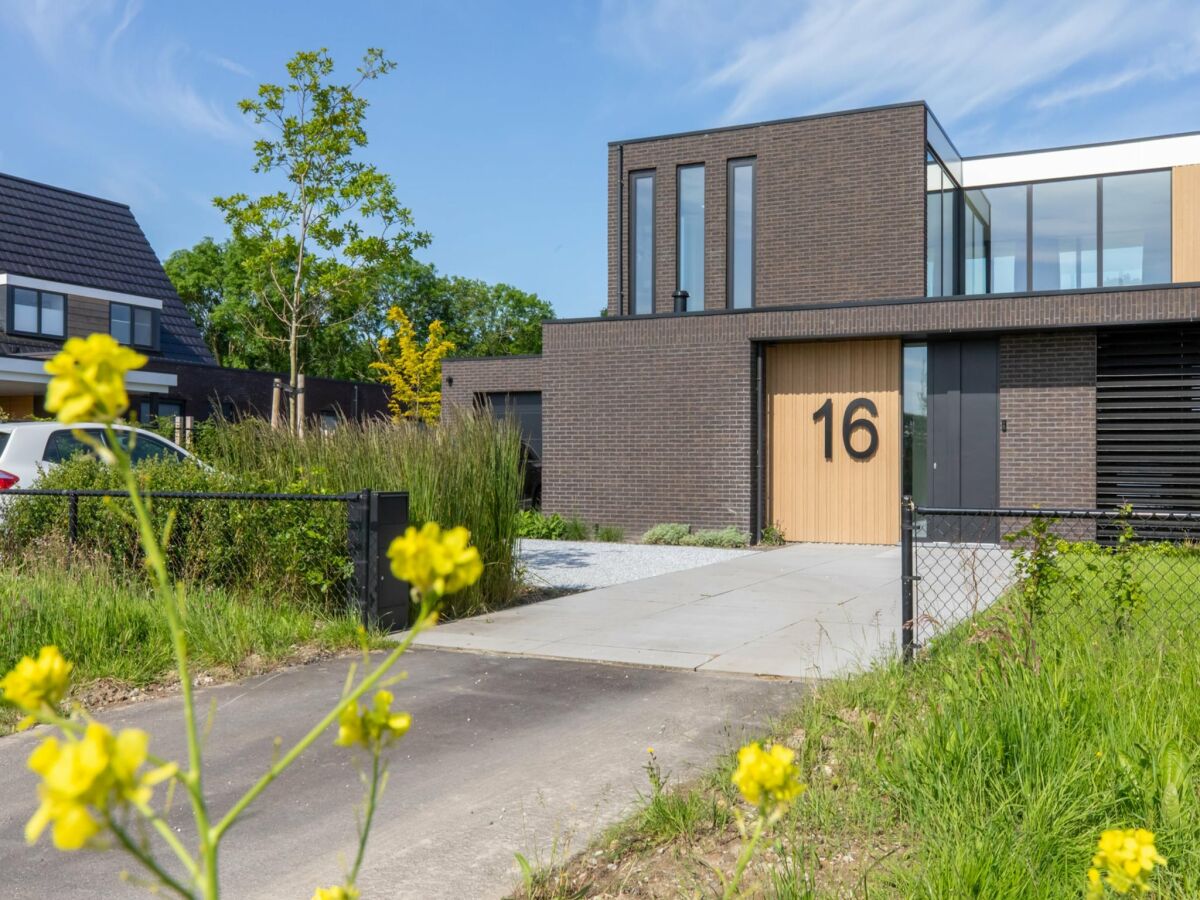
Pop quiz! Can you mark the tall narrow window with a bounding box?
[677,165,704,312]
[1032,177,1097,291]
[925,151,958,296]
[1102,170,1171,286]
[963,191,990,295]
[979,184,1028,292]
[630,171,655,315]
[728,158,755,308]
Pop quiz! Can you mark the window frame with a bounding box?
[7,286,67,339]
[675,163,705,313]
[109,301,160,350]
[628,169,656,316]
[726,157,757,309]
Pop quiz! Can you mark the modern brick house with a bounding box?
[0,173,386,424]
[444,100,1200,544]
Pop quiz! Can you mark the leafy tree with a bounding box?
[214,47,427,430]
[370,307,455,424]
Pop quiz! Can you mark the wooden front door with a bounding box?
[767,339,901,544]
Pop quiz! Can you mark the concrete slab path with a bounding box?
[0,650,800,899]
[418,543,902,678]
[519,538,754,591]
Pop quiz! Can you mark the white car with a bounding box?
[0,422,199,489]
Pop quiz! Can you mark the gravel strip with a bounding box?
[518,538,756,591]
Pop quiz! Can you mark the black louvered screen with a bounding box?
[1097,327,1200,513]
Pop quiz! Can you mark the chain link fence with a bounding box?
[901,499,1200,658]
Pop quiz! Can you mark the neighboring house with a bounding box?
[444,100,1200,543]
[0,173,386,424]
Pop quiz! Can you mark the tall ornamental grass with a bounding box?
[194,414,523,617]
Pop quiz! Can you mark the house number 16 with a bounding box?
[811,397,880,461]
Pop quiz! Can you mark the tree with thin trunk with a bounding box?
[215,47,427,430]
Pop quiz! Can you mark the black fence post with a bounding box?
[68,492,78,545]
[901,494,916,663]
[347,489,372,628]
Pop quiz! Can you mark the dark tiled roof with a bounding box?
[0,173,214,365]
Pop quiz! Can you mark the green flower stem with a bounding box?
[723,816,766,900]
[107,815,196,900]
[106,425,216,899]
[348,747,383,886]
[210,601,436,844]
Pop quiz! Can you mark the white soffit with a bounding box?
[0,274,163,310]
[962,133,1200,187]
[0,357,175,393]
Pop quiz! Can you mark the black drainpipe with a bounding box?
[616,143,624,316]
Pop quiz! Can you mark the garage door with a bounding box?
[767,340,901,544]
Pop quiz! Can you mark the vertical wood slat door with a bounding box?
[767,340,901,545]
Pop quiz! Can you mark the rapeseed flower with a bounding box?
[25,722,175,851]
[1087,828,1165,897]
[335,690,412,751]
[387,522,483,597]
[312,886,359,900]
[44,334,147,424]
[731,742,806,815]
[1,646,73,729]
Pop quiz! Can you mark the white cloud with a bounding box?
[1,0,246,142]
[600,0,1200,131]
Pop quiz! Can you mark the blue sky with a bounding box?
[1,1,1198,320]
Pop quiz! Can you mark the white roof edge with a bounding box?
[0,273,163,310]
[0,357,175,394]
[962,133,1200,187]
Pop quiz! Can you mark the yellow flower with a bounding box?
[731,742,806,815]
[25,722,176,851]
[387,522,483,598]
[312,886,359,900]
[44,333,147,424]
[334,690,412,751]
[1089,827,1166,895]
[1,646,73,728]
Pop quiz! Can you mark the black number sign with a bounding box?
[811,396,880,461]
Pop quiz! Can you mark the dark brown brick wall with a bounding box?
[999,332,1097,508]
[607,103,927,316]
[442,355,543,411]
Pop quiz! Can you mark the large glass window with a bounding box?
[964,191,990,295]
[980,185,1028,292]
[1103,170,1171,286]
[1032,178,1097,291]
[10,287,66,338]
[630,171,655,315]
[677,165,705,312]
[926,151,958,296]
[728,159,755,308]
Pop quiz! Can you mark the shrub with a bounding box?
[594,524,625,543]
[0,456,350,607]
[516,509,566,540]
[561,516,590,541]
[760,522,786,546]
[642,523,691,545]
[680,527,751,548]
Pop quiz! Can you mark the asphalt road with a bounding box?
[0,648,802,898]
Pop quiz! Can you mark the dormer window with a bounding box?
[8,287,65,338]
[110,302,158,350]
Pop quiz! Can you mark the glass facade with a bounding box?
[630,171,655,314]
[956,170,1171,295]
[1032,178,1097,291]
[926,151,957,297]
[729,159,755,308]
[1103,170,1171,286]
[677,165,704,311]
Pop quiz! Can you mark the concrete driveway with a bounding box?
[418,543,901,678]
[0,650,798,899]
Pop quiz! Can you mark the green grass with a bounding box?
[0,551,373,734]
[191,413,524,617]
[531,540,1200,898]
